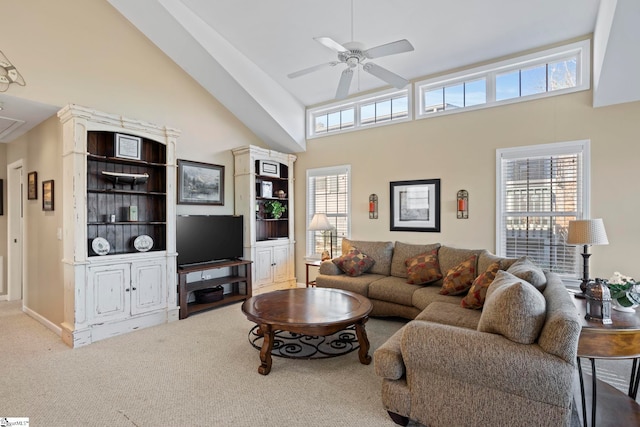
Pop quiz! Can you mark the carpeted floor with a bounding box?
[0,299,635,426]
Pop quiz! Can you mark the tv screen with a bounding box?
[176,215,244,267]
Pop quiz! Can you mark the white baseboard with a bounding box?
[23,305,62,337]
[0,294,7,301]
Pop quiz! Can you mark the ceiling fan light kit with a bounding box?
[0,50,26,92]
[288,36,414,100]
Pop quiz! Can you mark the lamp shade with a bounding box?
[567,219,609,246]
[308,213,333,231]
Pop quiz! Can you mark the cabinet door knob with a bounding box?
[132,287,137,291]
[125,288,130,292]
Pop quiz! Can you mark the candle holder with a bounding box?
[585,278,612,324]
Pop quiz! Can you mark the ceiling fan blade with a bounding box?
[314,37,349,53]
[335,68,354,99]
[287,62,338,79]
[362,62,409,89]
[363,39,414,59]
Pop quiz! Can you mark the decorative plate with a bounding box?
[92,237,110,256]
[134,234,154,252]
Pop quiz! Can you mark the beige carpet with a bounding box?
[1,299,633,426]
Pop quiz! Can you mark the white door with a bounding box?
[7,161,23,301]
[273,245,290,283]
[88,263,130,322]
[131,259,166,315]
[254,246,274,287]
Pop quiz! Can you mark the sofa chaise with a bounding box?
[316,239,581,427]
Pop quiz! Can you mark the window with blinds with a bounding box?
[306,165,351,259]
[496,141,590,276]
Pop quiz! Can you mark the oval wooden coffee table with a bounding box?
[241,287,373,375]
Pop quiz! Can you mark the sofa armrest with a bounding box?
[400,320,575,408]
[374,327,406,380]
[319,260,343,275]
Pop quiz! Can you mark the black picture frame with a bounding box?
[43,180,54,211]
[27,171,37,200]
[390,179,441,232]
[177,159,224,205]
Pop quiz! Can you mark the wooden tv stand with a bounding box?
[177,259,252,319]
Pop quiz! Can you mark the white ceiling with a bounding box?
[2,0,639,152]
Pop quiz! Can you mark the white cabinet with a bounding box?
[232,145,297,293]
[88,258,168,323]
[254,244,290,289]
[59,105,179,348]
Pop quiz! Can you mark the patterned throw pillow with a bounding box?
[439,254,478,295]
[461,261,501,309]
[332,248,376,277]
[405,249,442,285]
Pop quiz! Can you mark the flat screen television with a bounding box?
[176,215,244,267]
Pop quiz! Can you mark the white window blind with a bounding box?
[496,141,590,276]
[306,165,351,259]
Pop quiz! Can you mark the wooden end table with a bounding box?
[305,260,321,287]
[572,293,640,427]
[241,287,373,375]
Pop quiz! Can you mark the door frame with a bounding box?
[7,159,25,302]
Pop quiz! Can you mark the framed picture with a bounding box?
[42,180,54,211]
[390,179,440,232]
[177,159,224,205]
[28,171,37,200]
[115,133,142,160]
[258,160,280,178]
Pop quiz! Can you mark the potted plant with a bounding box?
[264,200,287,219]
[605,272,640,312]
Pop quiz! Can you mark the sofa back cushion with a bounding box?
[477,270,546,344]
[391,242,441,278]
[506,256,547,292]
[438,246,484,278]
[537,273,581,363]
[342,238,394,276]
[477,250,517,275]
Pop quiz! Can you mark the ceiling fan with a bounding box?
[287,37,414,100]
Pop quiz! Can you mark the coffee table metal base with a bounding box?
[248,325,360,359]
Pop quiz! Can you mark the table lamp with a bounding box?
[567,218,609,294]
[309,213,333,260]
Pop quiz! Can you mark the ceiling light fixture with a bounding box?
[0,50,26,92]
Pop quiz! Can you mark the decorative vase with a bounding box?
[612,298,638,312]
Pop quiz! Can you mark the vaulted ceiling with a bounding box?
[2,1,638,151]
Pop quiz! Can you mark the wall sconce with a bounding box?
[457,190,468,219]
[369,194,378,219]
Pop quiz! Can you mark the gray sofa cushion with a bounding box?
[416,301,482,330]
[438,246,484,278]
[390,242,441,278]
[369,276,423,306]
[412,285,463,311]
[315,273,385,297]
[478,270,546,344]
[507,256,547,291]
[342,238,394,276]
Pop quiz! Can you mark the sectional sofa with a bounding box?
[316,239,581,427]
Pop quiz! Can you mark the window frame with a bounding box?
[415,39,590,120]
[306,165,352,260]
[307,88,411,139]
[496,140,591,282]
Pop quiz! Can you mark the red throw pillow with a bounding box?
[439,254,478,295]
[461,261,501,309]
[405,249,442,285]
[332,248,375,277]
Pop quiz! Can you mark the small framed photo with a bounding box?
[258,160,280,178]
[390,179,440,232]
[177,159,224,205]
[115,133,142,160]
[260,181,273,198]
[27,171,37,200]
[42,180,54,211]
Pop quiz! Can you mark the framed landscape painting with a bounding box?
[390,179,440,232]
[177,159,224,205]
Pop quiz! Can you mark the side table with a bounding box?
[305,260,321,287]
[572,293,640,427]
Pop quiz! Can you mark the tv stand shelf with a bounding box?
[177,259,252,319]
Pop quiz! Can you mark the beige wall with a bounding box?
[294,91,640,283]
[0,0,264,325]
